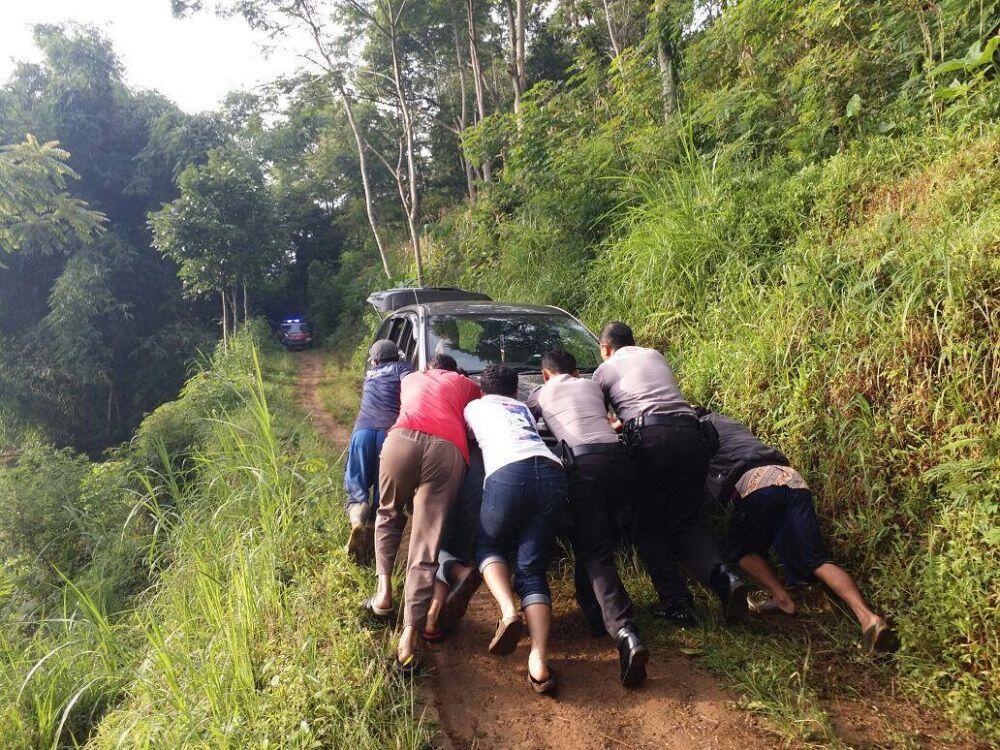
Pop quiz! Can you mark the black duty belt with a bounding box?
[569,442,626,459]
[557,440,626,471]
[625,412,699,430]
[621,412,699,450]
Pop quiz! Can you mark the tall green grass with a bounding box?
[1,333,429,748]
[422,117,999,739]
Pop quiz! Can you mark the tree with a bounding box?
[173,0,395,279]
[1,25,222,451]
[150,148,288,346]
[340,0,427,284]
[0,135,105,256]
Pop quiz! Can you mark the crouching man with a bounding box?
[527,349,649,687]
[701,409,896,652]
[344,339,412,564]
[465,365,567,696]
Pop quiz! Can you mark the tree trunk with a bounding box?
[220,290,228,349]
[454,19,477,201]
[603,0,622,57]
[106,382,114,429]
[504,0,523,115]
[655,0,677,116]
[505,1,527,114]
[386,1,424,285]
[338,83,392,278]
[243,279,249,324]
[516,0,526,100]
[466,0,492,183]
[231,289,240,329]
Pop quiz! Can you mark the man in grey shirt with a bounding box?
[593,322,747,626]
[527,349,649,687]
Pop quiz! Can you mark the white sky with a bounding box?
[0,1,309,112]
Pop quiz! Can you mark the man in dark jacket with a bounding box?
[344,339,412,564]
[702,410,895,652]
[593,322,747,626]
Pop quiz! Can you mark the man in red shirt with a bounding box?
[364,353,482,672]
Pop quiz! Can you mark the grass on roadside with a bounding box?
[1,333,432,749]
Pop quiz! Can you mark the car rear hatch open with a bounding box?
[366,287,492,314]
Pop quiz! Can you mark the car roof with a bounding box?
[391,301,570,316]
[367,287,492,313]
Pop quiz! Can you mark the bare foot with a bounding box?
[397,625,419,663]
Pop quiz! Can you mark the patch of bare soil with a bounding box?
[295,350,351,447]
[427,593,774,750]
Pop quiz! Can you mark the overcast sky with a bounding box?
[0,1,308,112]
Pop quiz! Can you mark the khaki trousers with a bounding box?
[375,428,466,630]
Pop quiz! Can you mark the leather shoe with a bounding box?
[651,601,698,628]
[616,625,649,687]
[710,564,748,624]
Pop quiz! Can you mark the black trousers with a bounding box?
[567,452,635,636]
[439,447,486,568]
[631,420,722,606]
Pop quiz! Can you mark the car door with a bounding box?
[375,314,419,368]
[394,315,419,368]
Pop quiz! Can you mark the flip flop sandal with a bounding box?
[748,597,796,616]
[422,627,447,643]
[529,666,557,695]
[392,653,423,677]
[862,621,899,654]
[438,568,482,632]
[488,615,525,656]
[361,595,393,620]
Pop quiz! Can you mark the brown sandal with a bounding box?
[488,614,525,656]
[862,620,898,654]
[529,666,557,695]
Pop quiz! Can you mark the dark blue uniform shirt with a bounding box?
[354,360,413,432]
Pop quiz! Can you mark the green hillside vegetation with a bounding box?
[1,331,426,748]
[417,5,1000,737]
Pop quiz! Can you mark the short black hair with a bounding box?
[429,353,458,372]
[600,321,635,351]
[480,364,518,397]
[541,349,576,375]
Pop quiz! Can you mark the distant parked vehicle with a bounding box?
[278,318,313,350]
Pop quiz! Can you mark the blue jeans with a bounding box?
[344,429,387,507]
[477,457,567,608]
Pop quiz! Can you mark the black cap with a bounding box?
[369,339,399,362]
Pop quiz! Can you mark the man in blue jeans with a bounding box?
[344,339,412,564]
[464,365,567,696]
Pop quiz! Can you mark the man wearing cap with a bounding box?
[593,322,747,626]
[526,349,649,687]
[343,339,412,564]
